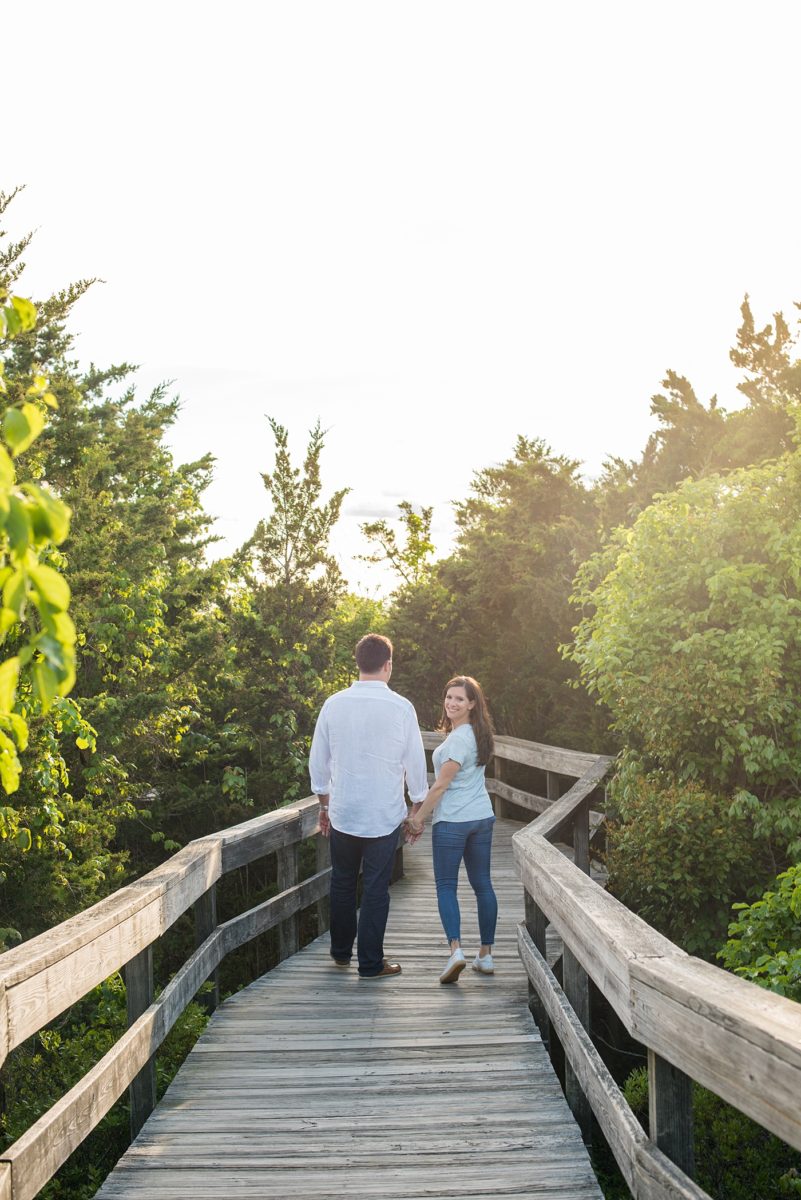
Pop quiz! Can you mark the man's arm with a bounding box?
[402,706,429,805]
[309,706,332,836]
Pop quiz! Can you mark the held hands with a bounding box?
[319,808,331,839]
[404,804,425,845]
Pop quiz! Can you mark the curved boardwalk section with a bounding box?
[96,817,602,1199]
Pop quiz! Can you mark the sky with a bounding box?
[5,1,801,594]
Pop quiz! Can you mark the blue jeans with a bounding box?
[329,824,402,976]
[432,816,497,945]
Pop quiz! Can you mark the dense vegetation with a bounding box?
[1,183,801,1198]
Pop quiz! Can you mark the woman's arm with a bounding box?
[407,759,461,832]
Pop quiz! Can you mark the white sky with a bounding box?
[5,1,801,594]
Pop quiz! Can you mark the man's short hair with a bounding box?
[355,633,393,674]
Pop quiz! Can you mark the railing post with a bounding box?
[316,830,331,933]
[546,770,560,805]
[648,1049,695,1177]
[573,794,590,875]
[524,891,551,1052]
[563,945,592,1143]
[492,754,507,819]
[277,843,300,960]
[563,796,592,1142]
[123,946,156,1140]
[193,883,219,1014]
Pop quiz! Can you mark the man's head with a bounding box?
[355,633,393,680]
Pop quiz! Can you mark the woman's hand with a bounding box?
[406,815,424,836]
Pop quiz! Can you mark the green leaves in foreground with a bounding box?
[0,292,75,795]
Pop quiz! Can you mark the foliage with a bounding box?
[358,501,435,587]
[605,765,759,957]
[719,865,801,1001]
[595,298,796,531]
[222,418,350,808]
[622,1066,801,1199]
[385,438,606,747]
[569,448,801,860]
[0,279,76,802]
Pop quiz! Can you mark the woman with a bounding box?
[406,675,498,984]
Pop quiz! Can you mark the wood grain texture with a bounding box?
[94,818,603,1200]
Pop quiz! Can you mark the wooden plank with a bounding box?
[220,870,331,955]
[276,845,300,960]
[529,758,612,844]
[648,1050,695,1178]
[518,926,711,1200]
[124,947,156,1140]
[193,884,219,1014]
[219,799,320,872]
[631,954,801,1153]
[420,732,609,780]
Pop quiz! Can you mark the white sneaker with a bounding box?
[439,948,466,984]
[472,953,494,975]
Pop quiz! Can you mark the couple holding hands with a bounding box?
[309,633,497,983]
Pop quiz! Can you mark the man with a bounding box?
[309,633,428,978]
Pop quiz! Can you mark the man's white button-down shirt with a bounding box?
[309,681,429,837]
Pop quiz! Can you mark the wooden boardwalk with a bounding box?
[96,817,602,1199]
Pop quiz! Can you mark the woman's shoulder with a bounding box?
[451,723,478,751]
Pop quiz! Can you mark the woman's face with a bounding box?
[444,686,474,724]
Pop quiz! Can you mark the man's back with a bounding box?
[309,680,428,837]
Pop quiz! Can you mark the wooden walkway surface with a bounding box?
[96,817,603,1199]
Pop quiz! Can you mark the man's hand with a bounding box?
[319,807,331,838]
[403,819,422,846]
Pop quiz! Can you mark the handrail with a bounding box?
[512,755,801,1200]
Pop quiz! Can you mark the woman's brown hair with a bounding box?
[438,675,495,765]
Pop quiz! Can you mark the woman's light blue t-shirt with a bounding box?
[432,723,494,824]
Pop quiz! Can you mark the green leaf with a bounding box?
[5,497,31,555]
[13,827,31,851]
[32,661,59,713]
[2,568,26,616]
[0,658,20,712]
[3,409,30,456]
[10,296,36,333]
[0,446,14,491]
[29,564,71,612]
[23,484,70,544]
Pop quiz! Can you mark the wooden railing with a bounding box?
[509,750,801,1200]
[0,796,336,1200]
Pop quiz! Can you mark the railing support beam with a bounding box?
[563,945,592,1143]
[193,882,219,1014]
[277,843,300,960]
[123,946,156,1140]
[524,891,551,1052]
[648,1049,695,1177]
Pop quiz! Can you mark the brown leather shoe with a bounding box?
[359,960,402,979]
[332,958,350,967]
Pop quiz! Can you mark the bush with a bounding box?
[719,864,801,1002]
[605,765,761,958]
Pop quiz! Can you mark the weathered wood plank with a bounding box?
[631,954,801,1153]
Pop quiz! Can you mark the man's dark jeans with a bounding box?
[329,824,402,976]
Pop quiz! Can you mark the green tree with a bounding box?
[224,418,349,806]
[358,501,435,587]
